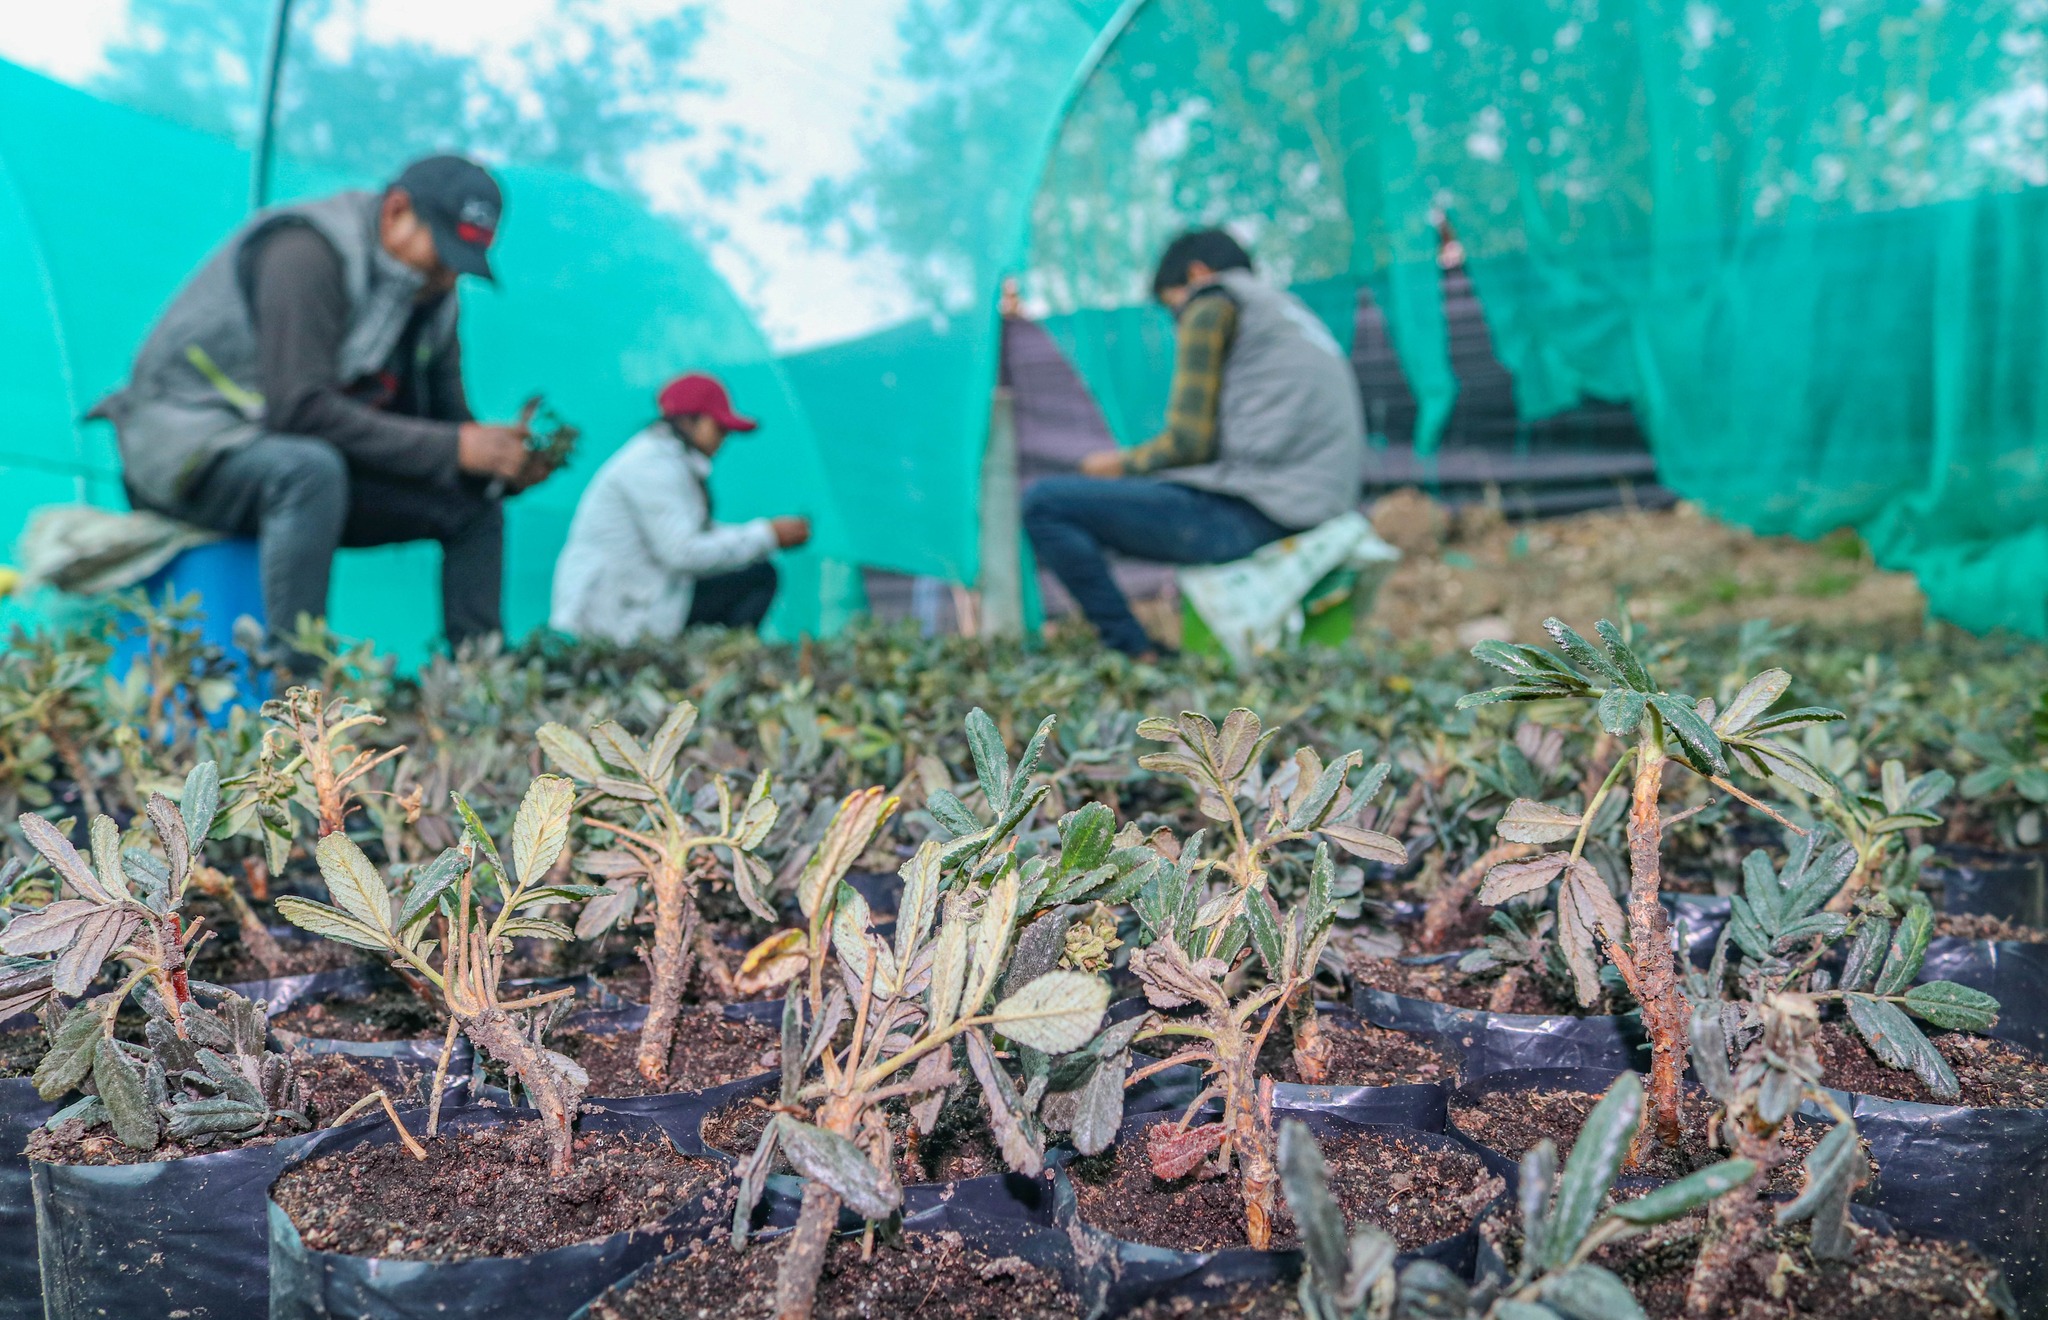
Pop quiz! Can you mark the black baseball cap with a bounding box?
[391,155,503,281]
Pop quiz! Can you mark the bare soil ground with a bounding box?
[1365,494,1926,654]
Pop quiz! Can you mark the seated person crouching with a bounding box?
[1023,229,1366,658]
[550,373,809,643]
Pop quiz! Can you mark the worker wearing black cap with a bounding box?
[94,154,548,658]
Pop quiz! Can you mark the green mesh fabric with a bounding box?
[1024,0,2048,637]
[6,1,2048,643]
[0,57,857,662]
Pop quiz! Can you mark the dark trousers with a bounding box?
[147,434,505,648]
[687,560,778,630]
[1022,475,1290,655]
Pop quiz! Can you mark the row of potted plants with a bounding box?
[0,612,2039,1317]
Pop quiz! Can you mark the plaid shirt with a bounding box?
[1117,287,1238,474]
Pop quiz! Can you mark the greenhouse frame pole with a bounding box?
[969,0,1152,624]
[250,0,296,211]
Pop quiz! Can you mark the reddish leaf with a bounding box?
[1146,1121,1228,1180]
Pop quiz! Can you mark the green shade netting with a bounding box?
[1021,0,2048,637]
[0,58,858,662]
[8,0,2048,642]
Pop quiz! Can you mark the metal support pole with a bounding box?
[250,0,296,211]
[976,387,1024,638]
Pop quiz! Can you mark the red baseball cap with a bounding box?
[656,373,758,432]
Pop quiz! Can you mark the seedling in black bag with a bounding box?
[1816,756,1951,912]
[219,685,408,870]
[1722,831,1999,1101]
[277,774,602,1174]
[1135,707,1405,1083]
[1685,988,1866,1317]
[900,708,1157,1164]
[538,701,777,1083]
[1107,824,1344,1250]
[1,764,311,1151]
[730,786,1109,1320]
[1461,617,1842,1157]
[1279,1072,1752,1320]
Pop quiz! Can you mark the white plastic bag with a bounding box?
[1177,511,1400,666]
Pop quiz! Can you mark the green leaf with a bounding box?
[1901,981,2000,1033]
[1590,620,1652,690]
[509,775,575,889]
[1518,1139,1558,1276]
[1478,854,1570,907]
[1726,896,1770,963]
[989,970,1109,1053]
[398,849,467,930]
[1070,1049,1126,1157]
[926,915,970,1034]
[590,721,650,778]
[1648,694,1726,776]
[731,1116,782,1249]
[1716,669,1791,736]
[1596,688,1646,737]
[894,842,943,971]
[18,813,114,905]
[1013,714,1057,794]
[0,899,99,956]
[34,1000,106,1101]
[1278,1119,1356,1305]
[1777,1119,1864,1228]
[1839,919,1889,992]
[962,869,1019,1016]
[94,1037,159,1151]
[927,789,981,838]
[314,833,394,936]
[1244,888,1284,980]
[89,817,125,904]
[497,916,575,942]
[1543,1072,1641,1270]
[1736,739,1835,797]
[1057,803,1116,876]
[646,702,698,782]
[1774,912,1849,952]
[1317,822,1407,864]
[1740,849,1784,929]
[1541,617,1629,689]
[965,708,1011,812]
[1845,994,1959,1100]
[179,761,221,844]
[1491,1303,1567,1320]
[1537,1264,1648,1320]
[1464,679,1590,709]
[780,983,804,1106]
[777,1118,901,1220]
[1744,705,1846,735]
[449,791,506,878]
[535,722,604,782]
[1498,798,1584,845]
[1874,900,1933,995]
[1608,1159,1756,1225]
[274,896,390,952]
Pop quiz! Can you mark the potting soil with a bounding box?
[1068,1129,1499,1254]
[585,1227,1080,1320]
[271,1120,720,1260]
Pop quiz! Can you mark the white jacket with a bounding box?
[549,425,778,643]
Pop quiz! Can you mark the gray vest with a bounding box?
[1159,269,1366,529]
[99,191,461,507]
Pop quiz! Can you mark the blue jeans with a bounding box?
[1023,475,1290,654]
